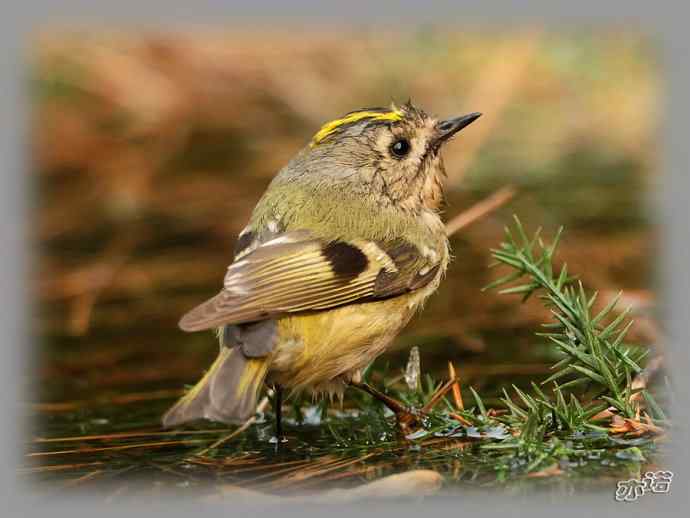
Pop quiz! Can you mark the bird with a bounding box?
[162,101,481,439]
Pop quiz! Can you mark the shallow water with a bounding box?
[27,384,665,502]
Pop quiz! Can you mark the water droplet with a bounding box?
[404,346,421,391]
[301,406,322,425]
[405,429,428,441]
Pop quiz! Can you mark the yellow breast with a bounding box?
[268,289,428,395]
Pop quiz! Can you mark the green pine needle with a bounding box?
[485,216,649,420]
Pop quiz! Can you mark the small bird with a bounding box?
[163,101,481,437]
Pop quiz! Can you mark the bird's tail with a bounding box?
[162,347,268,428]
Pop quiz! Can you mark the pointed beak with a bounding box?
[434,112,482,146]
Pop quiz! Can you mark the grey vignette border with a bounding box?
[1,1,688,515]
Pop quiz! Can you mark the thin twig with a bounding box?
[445,185,517,237]
[260,453,376,490]
[447,362,464,411]
[630,354,664,404]
[192,394,271,459]
[421,377,459,413]
[26,439,208,457]
[18,461,105,474]
[33,428,229,444]
[63,232,141,336]
[62,469,104,488]
[29,388,185,413]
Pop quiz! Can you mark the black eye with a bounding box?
[389,138,411,158]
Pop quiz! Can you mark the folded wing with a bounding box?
[179,231,439,331]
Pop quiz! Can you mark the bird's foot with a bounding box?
[350,376,460,437]
[348,381,425,436]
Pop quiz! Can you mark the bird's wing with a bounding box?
[178,231,441,331]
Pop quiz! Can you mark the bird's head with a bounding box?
[286,101,481,213]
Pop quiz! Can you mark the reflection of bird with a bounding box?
[162,102,481,438]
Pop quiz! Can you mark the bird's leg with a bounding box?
[273,384,286,445]
[348,381,423,435]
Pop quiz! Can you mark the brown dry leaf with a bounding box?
[328,470,442,502]
[609,413,664,437]
[609,414,628,432]
[449,412,472,427]
[590,406,618,421]
[206,469,442,504]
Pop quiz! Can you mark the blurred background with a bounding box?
[29,26,661,459]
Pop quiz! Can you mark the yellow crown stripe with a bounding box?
[311,110,403,145]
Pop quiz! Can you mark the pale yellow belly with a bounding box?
[267,290,428,396]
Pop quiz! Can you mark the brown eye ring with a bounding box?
[389,138,411,158]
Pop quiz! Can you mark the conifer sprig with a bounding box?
[484,216,648,418]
